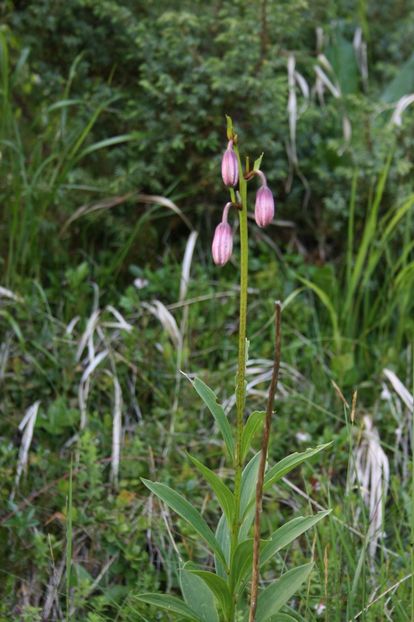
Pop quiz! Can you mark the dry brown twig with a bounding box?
[249,301,282,621]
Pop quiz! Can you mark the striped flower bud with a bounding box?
[221,140,238,187]
[212,203,233,266]
[254,171,274,228]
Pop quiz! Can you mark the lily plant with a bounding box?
[137,116,330,621]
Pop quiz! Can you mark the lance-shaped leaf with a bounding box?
[230,538,254,591]
[241,411,265,460]
[142,480,227,566]
[192,378,234,460]
[233,513,330,594]
[256,563,313,621]
[240,452,261,518]
[214,514,231,579]
[264,443,331,490]
[188,569,232,619]
[135,593,200,620]
[261,511,331,567]
[180,565,219,622]
[188,454,235,525]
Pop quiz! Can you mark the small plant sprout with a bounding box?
[212,202,234,266]
[138,116,331,621]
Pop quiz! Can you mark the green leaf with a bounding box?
[188,569,232,619]
[142,480,227,566]
[240,452,261,518]
[261,511,331,566]
[253,152,264,171]
[180,565,219,622]
[268,615,297,621]
[230,538,254,591]
[241,411,265,460]
[264,443,331,490]
[225,114,234,140]
[135,593,200,620]
[191,378,234,459]
[187,454,235,524]
[381,53,414,103]
[326,34,359,95]
[77,133,140,160]
[256,563,313,621]
[296,277,341,351]
[214,514,231,578]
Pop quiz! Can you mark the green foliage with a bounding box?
[1,1,414,620]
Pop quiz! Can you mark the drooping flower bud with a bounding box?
[221,140,238,187]
[212,203,233,266]
[254,171,274,228]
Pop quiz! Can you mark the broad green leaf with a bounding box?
[326,34,359,95]
[180,565,219,622]
[264,443,331,490]
[256,563,313,621]
[381,53,414,103]
[188,569,232,619]
[192,378,234,459]
[214,514,231,578]
[135,593,200,620]
[261,511,331,566]
[142,479,226,566]
[188,454,235,524]
[241,411,265,460]
[240,452,261,518]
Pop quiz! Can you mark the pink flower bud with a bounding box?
[254,173,274,227]
[212,203,233,266]
[221,140,238,187]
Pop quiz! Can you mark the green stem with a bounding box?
[229,144,249,619]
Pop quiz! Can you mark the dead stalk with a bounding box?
[249,301,282,622]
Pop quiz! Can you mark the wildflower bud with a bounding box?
[212,203,233,266]
[221,140,238,187]
[254,171,274,228]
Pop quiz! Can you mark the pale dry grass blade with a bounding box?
[62,192,193,234]
[179,231,198,302]
[66,316,80,335]
[0,340,10,381]
[137,194,193,231]
[390,94,414,125]
[104,305,133,332]
[76,309,100,361]
[383,368,412,482]
[110,375,122,489]
[350,415,390,559]
[287,54,298,167]
[314,65,341,99]
[142,300,182,350]
[60,192,135,234]
[11,401,41,500]
[81,349,108,384]
[0,286,24,302]
[353,27,368,90]
[384,368,413,411]
[78,377,90,430]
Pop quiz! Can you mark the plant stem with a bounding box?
[229,144,249,619]
[249,301,282,622]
